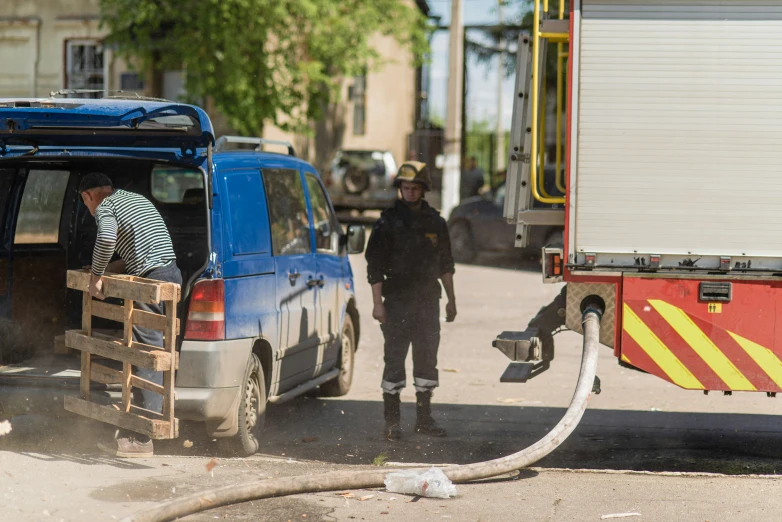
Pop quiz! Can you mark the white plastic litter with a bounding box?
[0,420,11,437]
[384,467,457,499]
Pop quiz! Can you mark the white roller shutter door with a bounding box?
[575,0,782,258]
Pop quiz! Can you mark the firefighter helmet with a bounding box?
[393,161,432,191]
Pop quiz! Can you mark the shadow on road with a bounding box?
[4,399,782,476]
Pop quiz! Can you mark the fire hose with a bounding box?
[122,306,603,522]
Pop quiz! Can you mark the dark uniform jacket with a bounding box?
[365,199,455,300]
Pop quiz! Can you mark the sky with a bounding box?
[426,0,522,132]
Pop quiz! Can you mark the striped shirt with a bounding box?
[92,189,176,277]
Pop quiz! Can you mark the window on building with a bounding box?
[15,170,70,244]
[263,169,312,256]
[305,173,340,252]
[350,74,366,136]
[65,40,105,98]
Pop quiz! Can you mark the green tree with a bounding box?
[99,0,430,137]
[467,0,568,86]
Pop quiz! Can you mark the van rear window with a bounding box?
[150,166,204,204]
[15,170,69,245]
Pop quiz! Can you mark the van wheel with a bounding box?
[320,315,355,397]
[219,354,266,457]
[449,220,477,264]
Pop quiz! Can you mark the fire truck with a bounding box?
[495,0,782,398]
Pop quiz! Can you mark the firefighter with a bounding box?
[365,161,457,441]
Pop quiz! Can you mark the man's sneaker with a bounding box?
[98,437,154,458]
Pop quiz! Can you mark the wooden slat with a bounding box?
[64,396,176,440]
[91,300,179,334]
[123,299,134,347]
[111,274,180,302]
[90,363,122,384]
[82,292,92,336]
[65,330,172,371]
[122,362,132,412]
[131,374,165,396]
[89,363,165,396]
[80,352,91,400]
[68,270,162,305]
[163,299,177,437]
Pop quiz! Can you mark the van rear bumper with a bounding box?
[174,387,239,421]
[173,338,252,421]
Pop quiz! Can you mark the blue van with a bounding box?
[0,98,364,456]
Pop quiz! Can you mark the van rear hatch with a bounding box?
[0,99,215,415]
[0,98,214,152]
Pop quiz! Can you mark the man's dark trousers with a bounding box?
[381,294,440,394]
[130,262,182,418]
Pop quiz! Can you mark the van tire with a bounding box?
[320,315,355,397]
[219,353,266,457]
[449,220,477,264]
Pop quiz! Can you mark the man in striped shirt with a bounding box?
[79,172,181,458]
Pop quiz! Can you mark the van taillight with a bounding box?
[184,279,225,341]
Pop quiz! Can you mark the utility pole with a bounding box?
[442,0,463,220]
[496,0,505,186]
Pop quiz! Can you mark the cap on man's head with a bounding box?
[78,172,113,194]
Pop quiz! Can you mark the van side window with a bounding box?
[305,173,340,253]
[15,170,70,244]
[263,169,312,256]
[150,166,204,204]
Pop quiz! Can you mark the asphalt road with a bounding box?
[3,252,782,521]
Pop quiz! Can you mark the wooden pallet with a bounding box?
[63,270,181,440]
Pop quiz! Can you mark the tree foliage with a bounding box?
[100,0,430,136]
[467,0,568,86]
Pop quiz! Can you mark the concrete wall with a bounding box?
[0,0,119,97]
[264,32,417,172]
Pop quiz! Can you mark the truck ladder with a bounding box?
[504,1,568,248]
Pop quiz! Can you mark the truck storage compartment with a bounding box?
[571,1,782,269]
[621,275,782,393]
[0,160,209,393]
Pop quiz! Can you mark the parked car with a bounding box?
[447,181,563,264]
[0,98,365,457]
[324,149,398,212]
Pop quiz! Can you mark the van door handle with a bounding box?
[307,277,325,288]
[288,271,301,283]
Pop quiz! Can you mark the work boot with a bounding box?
[98,435,154,458]
[383,392,402,441]
[415,391,447,437]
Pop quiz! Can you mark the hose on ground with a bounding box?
[122,308,602,522]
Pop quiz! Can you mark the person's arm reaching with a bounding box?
[89,207,118,299]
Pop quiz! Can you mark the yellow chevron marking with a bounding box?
[728,331,782,390]
[620,353,632,364]
[623,304,703,389]
[649,300,756,391]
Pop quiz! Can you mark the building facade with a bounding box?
[0,0,429,174]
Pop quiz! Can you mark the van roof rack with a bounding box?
[214,136,296,157]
